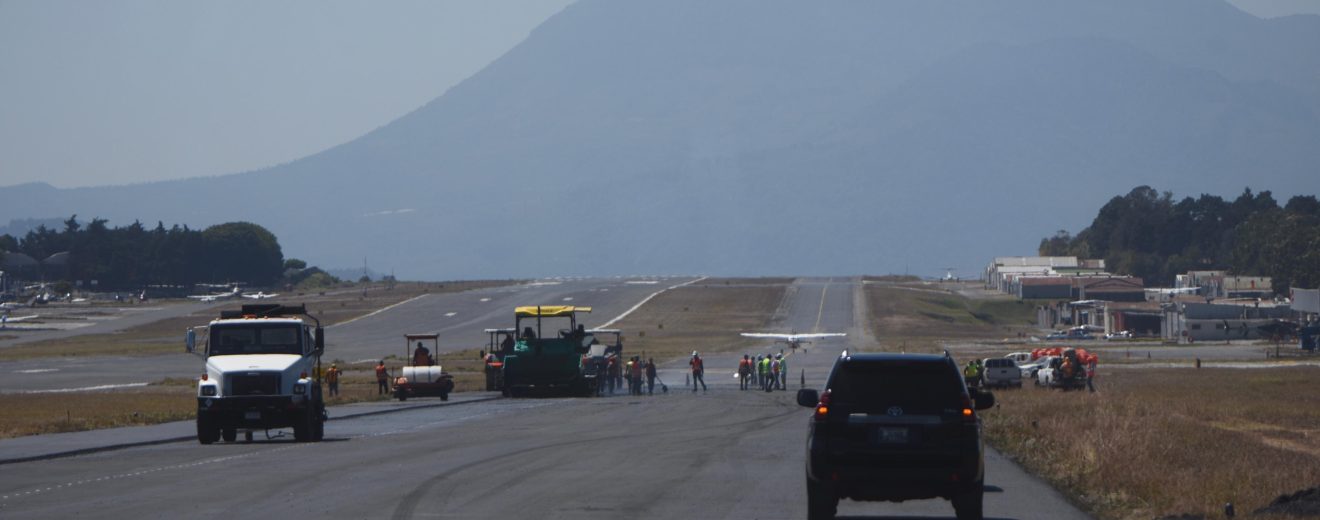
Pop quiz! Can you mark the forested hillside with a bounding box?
[1040,186,1320,291]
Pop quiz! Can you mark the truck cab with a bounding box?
[187,304,326,444]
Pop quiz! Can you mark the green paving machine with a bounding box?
[501,306,596,397]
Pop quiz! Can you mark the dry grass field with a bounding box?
[864,282,1037,352]
[0,385,196,438]
[606,279,789,364]
[986,367,1320,519]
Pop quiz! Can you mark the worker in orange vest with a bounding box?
[690,351,706,393]
[375,360,390,395]
[630,356,644,395]
[325,363,341,397]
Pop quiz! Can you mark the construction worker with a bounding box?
[325,363,341,397]
[738,354,753,390]
[645,358,657,395]
[624,357,636,394]
[963,360,980,388]
[606,354,619,394]
[777,353,788,390]
[413,341,431,366]
[690,351,706,392]
[770,355,782,391]
[1086,358,1097,393]
[630,356,644,395]
[758,355,771,390]
[375,360,390,395]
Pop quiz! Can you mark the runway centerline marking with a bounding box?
[813,282,830,333]
[16,383,149,394]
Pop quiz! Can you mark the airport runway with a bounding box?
[0,277,696,393]
[0,277,1090,519]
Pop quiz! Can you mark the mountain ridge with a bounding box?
[3,0,1317,279]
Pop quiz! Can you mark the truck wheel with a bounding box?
[196,419,219,445]
[312,414,325,441]
[293,409,314,442]
[221,428,237,443]
[440,392,449,401]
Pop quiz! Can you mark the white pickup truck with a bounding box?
[980,357,1022,388]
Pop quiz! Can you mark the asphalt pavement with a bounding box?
[0,277,1092,519]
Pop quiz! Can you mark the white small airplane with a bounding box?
[188,286,242,302]
[1,313,39,325]
[740,331,847,350]
[242,291,280,300]
[0,296,39,310]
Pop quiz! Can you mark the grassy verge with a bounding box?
[0,386,197,438]
[986,368,1320,519]
[863,282,1036,354]
[606,281,789,364]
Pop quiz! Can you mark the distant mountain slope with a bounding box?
[2,0,1317,278]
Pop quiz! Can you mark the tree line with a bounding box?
[0,217,285,291]
[1040,186,1320,292]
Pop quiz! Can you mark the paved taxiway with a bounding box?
[0,277,1090,519]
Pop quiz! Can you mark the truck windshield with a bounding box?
[209,324,302,356]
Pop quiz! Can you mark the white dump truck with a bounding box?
[187,304,326,444]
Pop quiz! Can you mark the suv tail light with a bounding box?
[961,394,976,422]
[814,390,832,421]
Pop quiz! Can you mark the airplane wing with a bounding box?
[740,332,847,341]
[242,293,279,300]
[2,314,39,322]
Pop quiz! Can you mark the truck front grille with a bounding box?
[228,373,281,396]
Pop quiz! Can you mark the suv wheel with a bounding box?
[221,428,237,443]
[952,480,984,520]
[806,479,837,520]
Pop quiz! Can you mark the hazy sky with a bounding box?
[0,0,1314,189]
[0,0,574,188]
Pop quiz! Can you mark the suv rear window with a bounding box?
[828,360,965,413]
[985,359,1014,368]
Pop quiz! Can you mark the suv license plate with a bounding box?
[244,411,261,420]
[874,427,909,444]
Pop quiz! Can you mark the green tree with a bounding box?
[201,222,284,286]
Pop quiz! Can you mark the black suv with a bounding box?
[796,352,995,520]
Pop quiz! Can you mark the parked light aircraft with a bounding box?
[0,296,39,310]
[739,331,847,350]
[188,286,242,302]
